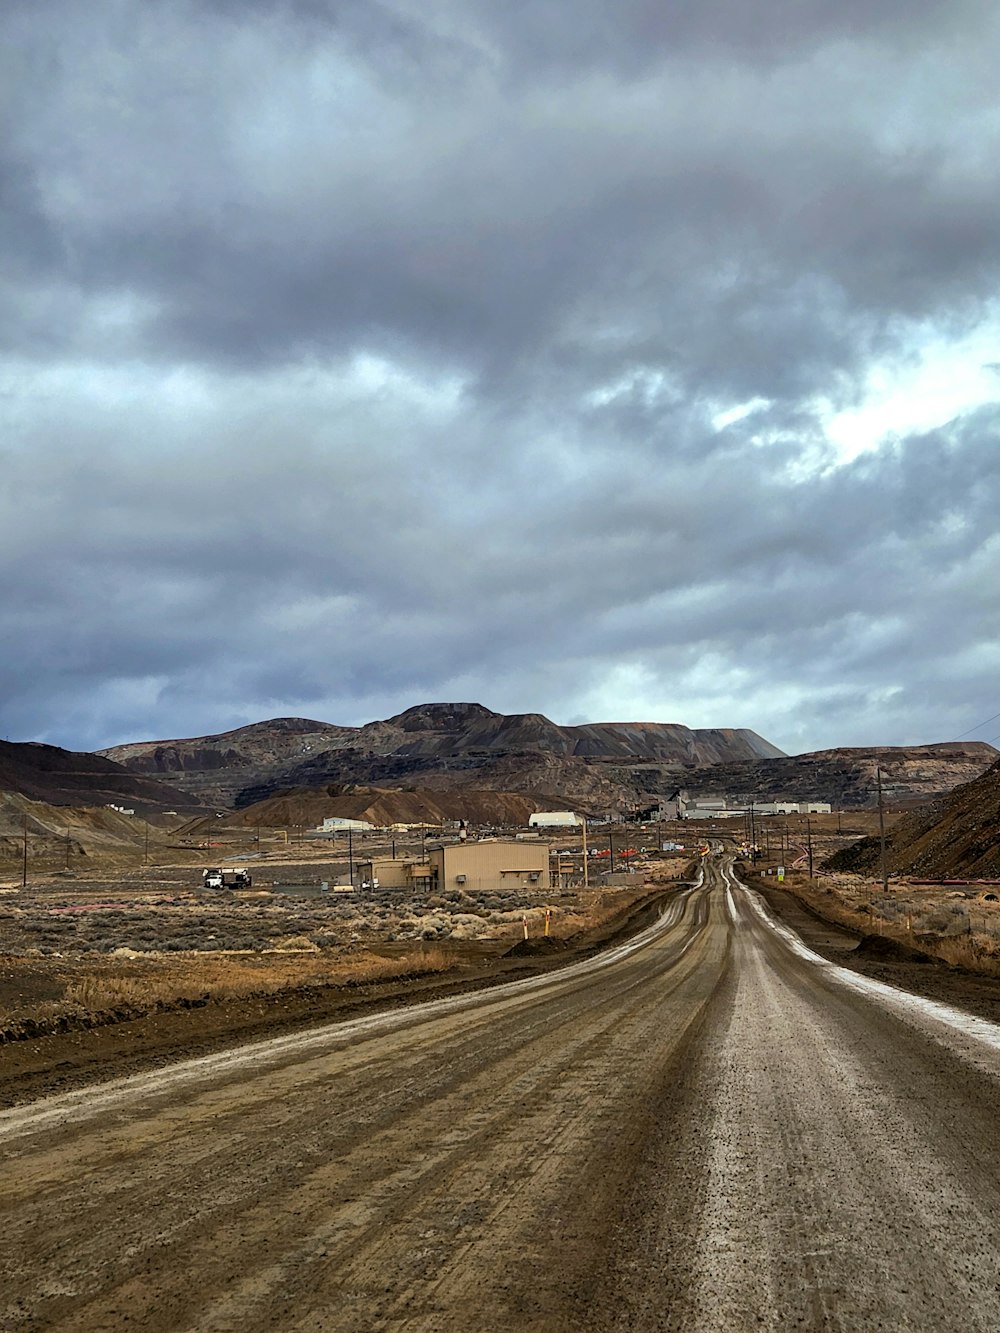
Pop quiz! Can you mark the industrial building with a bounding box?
[358,839,550,894]
[320,816,375,832]
[667,790,833,819]
[528,811,582,828]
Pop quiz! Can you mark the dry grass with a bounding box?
[1,867,673,1032]
[50,945,455,1018]
[507,890,644,943]
[909,931,1000,976]
[770,870,1000,980]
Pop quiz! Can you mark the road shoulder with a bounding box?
[752,873,1000,1026]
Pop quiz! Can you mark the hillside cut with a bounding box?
[827,756,1000,879]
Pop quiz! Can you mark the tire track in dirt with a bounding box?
[10,858,1000,1331]
[1,880,728,1330]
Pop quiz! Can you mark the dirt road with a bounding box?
[4,859,1000,1330]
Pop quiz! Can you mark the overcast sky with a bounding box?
[3,1,1000,757]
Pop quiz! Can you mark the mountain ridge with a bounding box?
[98,703,785,809]
[0,739,208,813]
[93,704,997,815]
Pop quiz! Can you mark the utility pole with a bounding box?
[877,764,889,895]
[582,818,589,889]
[806,817,814,878]
[22,813,28,888]
[348,827,354,886]
[143,819,149,866]
[608,829,615,874]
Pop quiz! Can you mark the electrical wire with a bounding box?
[954,709,1000,741]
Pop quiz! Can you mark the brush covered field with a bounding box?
[0,851,688,1038]
[769,866,1000,974]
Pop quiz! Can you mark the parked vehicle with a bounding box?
[202,866,252,890]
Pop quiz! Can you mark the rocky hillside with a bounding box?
[0,740,207,814]
[635,742,997,810]
[99,717,353,805]
[100,703,783,810]
[826,757,1000,879]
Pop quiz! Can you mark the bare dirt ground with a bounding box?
[5,859,1000,1330]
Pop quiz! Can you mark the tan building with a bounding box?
[357,857,433,891]
[358,840,550,893]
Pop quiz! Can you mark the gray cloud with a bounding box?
[2,1,999,756]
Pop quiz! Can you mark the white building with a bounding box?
[528,811,583,828]
[320,816,375,832]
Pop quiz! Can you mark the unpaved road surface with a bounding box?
[4,858,1000,1330]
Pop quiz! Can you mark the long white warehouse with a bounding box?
[528,811,583,828]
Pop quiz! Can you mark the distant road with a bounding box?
[4,860,1000,1330]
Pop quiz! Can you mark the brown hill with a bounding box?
[99,717,353,806]
[826,757,1000,879]
[188,784,547,832]
[0,740,208,814]
[0,790,177,866]
[96,706,993,817]
[99,704,784,811]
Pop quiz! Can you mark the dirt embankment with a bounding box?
[0,886,673,1109]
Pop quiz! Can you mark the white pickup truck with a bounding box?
[202,866,252,890]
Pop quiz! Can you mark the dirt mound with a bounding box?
[193,783,545,831]
[0,791,187,862]
[504,936,571,957]
[853,934,938,965]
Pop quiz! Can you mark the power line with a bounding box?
[954,709,1000,740]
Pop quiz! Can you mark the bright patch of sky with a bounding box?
[823,319,1000,462]
[711,397,772,432]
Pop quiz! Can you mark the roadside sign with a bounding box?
[777,866,785,882]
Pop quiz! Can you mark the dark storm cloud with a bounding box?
[7,1,998,387]
[2,0,999,753]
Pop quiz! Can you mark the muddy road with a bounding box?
[4,858,1000,1330]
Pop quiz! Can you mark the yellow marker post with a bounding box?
[522,915,529,940]
[544,908,551,937]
